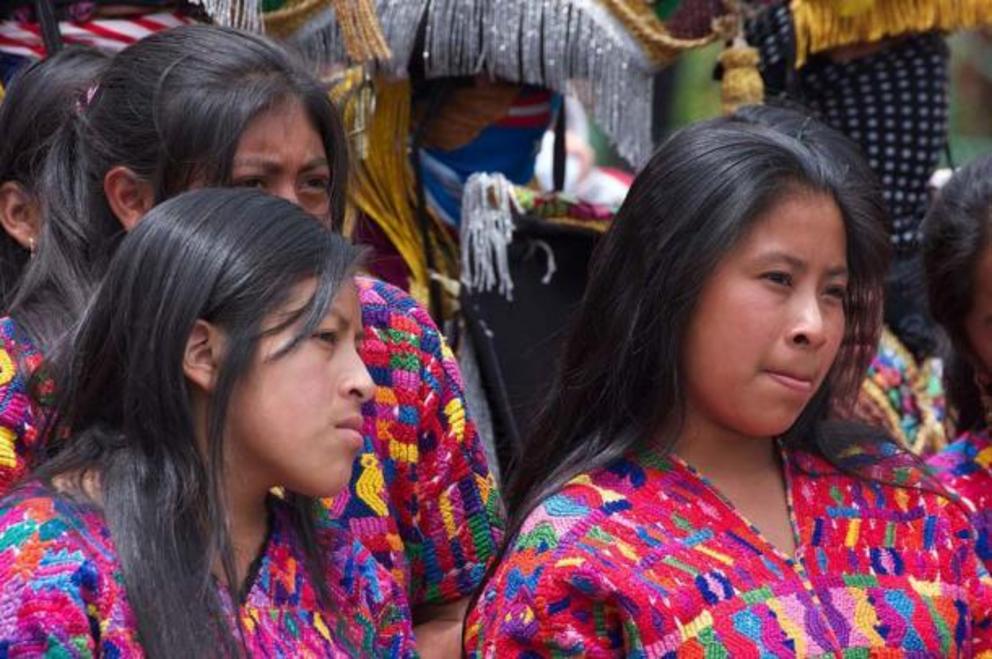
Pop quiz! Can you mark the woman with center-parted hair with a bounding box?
[465,107,992,657]
[0,25,500,654]
[0,188,415,656]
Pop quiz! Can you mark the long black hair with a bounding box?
[496,106,890,544]
[922,154,992,433]
[31,188,362,657]
[0,46,108,307]
[11,24,348,353]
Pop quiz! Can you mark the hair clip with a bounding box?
[75,83,100,114]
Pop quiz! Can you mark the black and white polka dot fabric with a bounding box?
[747,2,950,257]
[798,35,949,255]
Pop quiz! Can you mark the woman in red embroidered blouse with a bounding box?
[923,154,992,569]
[465,107,992,657]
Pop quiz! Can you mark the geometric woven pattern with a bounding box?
[332,277,503,605]
[0,483,416,656]
[467,446,992,656]
[0,317,44,493]
[929,430,992,570]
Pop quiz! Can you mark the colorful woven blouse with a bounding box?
[466,444,992,657]
[0,317,45,491]
[0,277,503,609]
[339,277,502,606]
[854,326,947,456]
[0,482,415,657]
[928,430,992,569]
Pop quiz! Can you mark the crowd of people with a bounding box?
[0,16,990,659]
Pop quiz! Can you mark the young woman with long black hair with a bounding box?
[0,47,108,489]
[0,188,414,656]
[0,45,108,308]
[925,154,992,568]
[0,25,500,655]
[465,107,992,656]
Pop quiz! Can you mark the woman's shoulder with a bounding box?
[494,455,679,582]
[0,482,116,569]
[356,276,439,344]
[928,430,992,478]
[788,443,975,539]
[927,430,992,510]
[0,483,135,656]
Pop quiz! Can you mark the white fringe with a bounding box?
[285,0,656,168]
[191,0,263,31]
[460,173,520,300]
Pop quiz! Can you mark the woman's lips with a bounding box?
[336,416,365,449]
[765,370,815,393]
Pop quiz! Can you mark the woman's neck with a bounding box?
[673,419,780,481]
[223,473,271,588]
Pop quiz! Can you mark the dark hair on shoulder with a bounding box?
[31,187,362,658]
[922,154,992,433]
[0,46,108,307]
[11,24,348,352]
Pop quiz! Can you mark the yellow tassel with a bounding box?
[838,0,877,17]
[330,72,458,307]
[720,39,764,115]
[264,0,391,63]
[791,0,992,67]
[0,79,5,104]
[329,0,391,63]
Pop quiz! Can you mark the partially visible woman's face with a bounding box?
[965,244,992,376]
[231,97,332,221]
[226,278,373,498]
[681,190,850,441]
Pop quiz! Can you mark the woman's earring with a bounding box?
[28,237,34,257]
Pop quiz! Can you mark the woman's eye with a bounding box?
[302,177,330,191]
[762,271,792,287]
[234,178,267,190]
[313,331,338,346]
[825,285,848,301]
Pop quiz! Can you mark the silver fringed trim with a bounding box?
[190,0,263,31]
[285,0,657,168]
[289,1,429,78]
[460,173,520,300]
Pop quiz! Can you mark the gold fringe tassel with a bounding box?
[720,39,764,114]
[792,0,992,67]
[0,79,4,104]
[328,0,391,62]
[265,0,391,63]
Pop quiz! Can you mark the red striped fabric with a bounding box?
[0,11,196,59]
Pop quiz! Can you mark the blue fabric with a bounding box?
[419,90,560,226]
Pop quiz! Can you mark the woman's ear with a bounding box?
[0,181,41,251]
[103,166,154,231]
[183,320,225,393]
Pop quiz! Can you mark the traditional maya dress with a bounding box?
[466,443,992,657]
[0,482,416,657]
